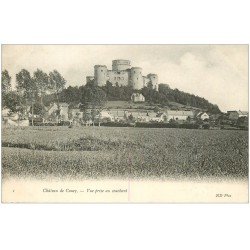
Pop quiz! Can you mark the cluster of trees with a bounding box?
[44,82,107,110]
[2,70,107,122]
[157,84,221,113]
[2,69,66,124]
[100,81,134,101]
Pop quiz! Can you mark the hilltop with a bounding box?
[43,82,221,114]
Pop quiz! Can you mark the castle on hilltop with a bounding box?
[86,59,159,91]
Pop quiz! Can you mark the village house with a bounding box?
[2,107,11,118]
[2,108,30,126]
[138,112,156,122]
[2,110,19,122]
[47,102,69,121]
[108,109,157,122]
[109,109,127,121]
[227,110,248,120]
[131,93,145,103]
[155,113,167,122]
[165,110,194,122]
[196,112,210,120]
[125,110,158,122]
[107,109,195,123]
[96,110,114,122]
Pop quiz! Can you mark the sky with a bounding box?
[2,44,248,112]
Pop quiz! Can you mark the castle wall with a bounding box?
[112,60,131,71]
[143,76,150,88]
[107,70,130,86]
[130,67,143,89]
[86,76,94,84]
[94,65,108,86]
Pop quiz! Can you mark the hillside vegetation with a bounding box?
[45,82,221,113]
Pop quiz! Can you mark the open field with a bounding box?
[1,126,248,180]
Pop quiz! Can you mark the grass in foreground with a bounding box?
[1,126,248,180]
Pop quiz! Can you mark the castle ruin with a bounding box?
[86,59,158,91]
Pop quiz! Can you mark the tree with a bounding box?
[1,70,11,94]
[83,85,107,108]
[48,70,66,97]
[59,86,81,104]
[3,91,23,113]
[48,70,66,101]
[33,69,49,105]
[31,102,46,116]
[141,86,158,104]
[16,69,35,96]
[3,91,25,124]
[16,69,37,125]
[237,116,248,129]
[81,85,107,122]
[169,118,178,126]
[207,104,221,114]
[2,70,12,109]
[48,70,66,120]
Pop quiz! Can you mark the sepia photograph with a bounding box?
[1,1,250,250]
[1,44,248,203]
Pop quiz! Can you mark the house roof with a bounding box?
[139,112,156,118]
[197,112,209,118]
[227,110,248,116]
[156,112,165,117]
[2,108,10,116]
[108,109,157,118]
[47,102,69,110]
[166,110,194,116]
[71,108,83,112]
[109,110,125,117]
[100,111,112,116]
[238,111,248,116]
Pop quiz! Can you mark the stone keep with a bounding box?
[112,59,131,71]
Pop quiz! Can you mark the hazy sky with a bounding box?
[2,45,248,112]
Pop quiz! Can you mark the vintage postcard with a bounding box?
[1,44,248,203]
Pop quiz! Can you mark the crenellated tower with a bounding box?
[112,60,131,71]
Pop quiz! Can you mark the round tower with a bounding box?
[112,59,131,71]
[147,73,158,91]
[130,67,143,90]
[94,65,108,86]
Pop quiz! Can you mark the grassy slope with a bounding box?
[2,127,248,180]
[105,100,202,111]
